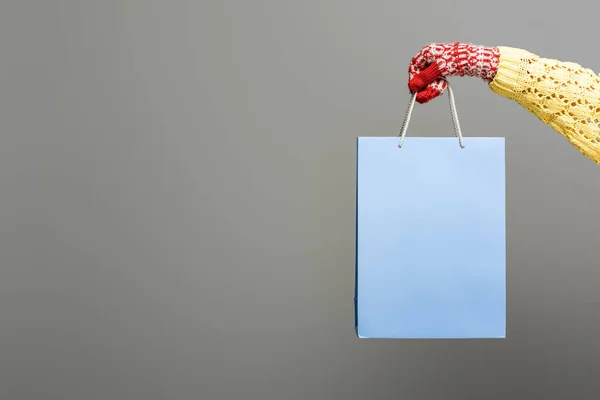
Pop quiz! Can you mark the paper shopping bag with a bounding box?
[354,136,506,339]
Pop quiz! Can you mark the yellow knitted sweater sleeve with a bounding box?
[488,46,600,165]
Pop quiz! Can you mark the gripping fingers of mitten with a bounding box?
[415,79,447,104]
[409,63,442,92]
[408,44,449,91]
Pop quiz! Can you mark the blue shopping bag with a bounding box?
[355,89,506,339]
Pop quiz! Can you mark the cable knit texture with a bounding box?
[408,43,500,103]
[489,47,600,165]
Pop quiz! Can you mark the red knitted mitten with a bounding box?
[408,43,500,103]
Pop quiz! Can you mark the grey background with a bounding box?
[1,0,600,399]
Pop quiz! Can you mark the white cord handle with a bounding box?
[398,80,465,149]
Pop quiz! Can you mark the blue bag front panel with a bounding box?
[356,137,506,339]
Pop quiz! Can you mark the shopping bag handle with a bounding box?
[398,79,465,149]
